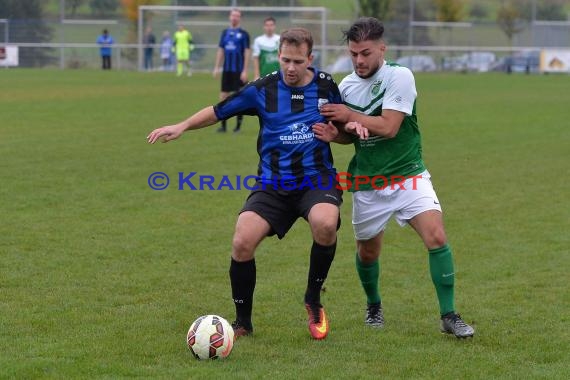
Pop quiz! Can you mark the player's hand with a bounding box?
[240,71,248,84]
[212,68,219,78]
[320,103,352,124]
[345,121,369,140]
[147,124,184,144]
[313,122,339,142]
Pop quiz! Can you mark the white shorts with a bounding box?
[352,170,442,240]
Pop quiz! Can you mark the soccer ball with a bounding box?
[186,315,234,360]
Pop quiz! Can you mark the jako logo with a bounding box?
[291,94,304,100]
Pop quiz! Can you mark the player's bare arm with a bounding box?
[147,106,219,144]
[253,56,260,79]
[213,48,224,78]
[241,48,251,82]
[321,104,404,139]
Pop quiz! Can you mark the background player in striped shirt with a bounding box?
[213,8,250,133]
[148,28,343,340]
[316,17,475,338]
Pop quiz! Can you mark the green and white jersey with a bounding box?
[339,60,425,192]
[252,34,280,76]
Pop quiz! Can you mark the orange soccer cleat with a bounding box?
[305,303,329,340]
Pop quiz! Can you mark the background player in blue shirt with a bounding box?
[148,28,344,340]
[96,29,114,70]
[213,8,250,133]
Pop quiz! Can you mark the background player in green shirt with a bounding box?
[173,25,194,77]
[252,17,280,79]
[314,17,474,339]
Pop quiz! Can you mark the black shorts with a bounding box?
[240,175,343,239]
[221,71,244,92]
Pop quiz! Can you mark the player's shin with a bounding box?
[305,241,336,305]
[229,258,256,327]
[235,115,243,131]
[355,253,381,305]
[428,244,456,315]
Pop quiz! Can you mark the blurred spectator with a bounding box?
[160,31,173,71]
[96,29,114,70]
[143,27,156,71]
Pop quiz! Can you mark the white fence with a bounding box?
[3,42,570,74]
[1,11,569,72]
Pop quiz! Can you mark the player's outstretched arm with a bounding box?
[320,104,404,139]
[147,106,219,144]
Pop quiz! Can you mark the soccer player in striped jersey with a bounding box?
[148,28,343,340]
[315,17,475,338]
[213,8,251,133]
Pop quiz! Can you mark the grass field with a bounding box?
[0,69,569,379]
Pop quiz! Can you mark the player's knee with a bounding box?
[425,227,447,249]
[231,234,255,260]
[358,244,380,263]
[311,219,337,246]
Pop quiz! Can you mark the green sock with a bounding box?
[428,244,455,315]
[177,62,183,75]
[355,253,381,305]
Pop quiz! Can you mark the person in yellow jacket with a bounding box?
[173,25,194,76]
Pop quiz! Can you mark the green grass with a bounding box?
[0,69,569,379]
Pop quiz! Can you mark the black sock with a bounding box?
[229,258,256,326]
[221,120,227,130]
[305,240,336,305]
[235,115,243,129]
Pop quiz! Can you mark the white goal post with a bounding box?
[137,5,329,72]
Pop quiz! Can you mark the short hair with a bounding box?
[230,8,241,16]
[279,28,313,56]
[343,17,384,43]
[264,17,276,24]
[103,29,108,34]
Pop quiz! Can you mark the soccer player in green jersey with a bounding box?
[173,25,194,77]
[252,17,280,79]
[314,17,474,338]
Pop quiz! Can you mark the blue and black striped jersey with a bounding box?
[218,28,250,73]
[213,69,342,186]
